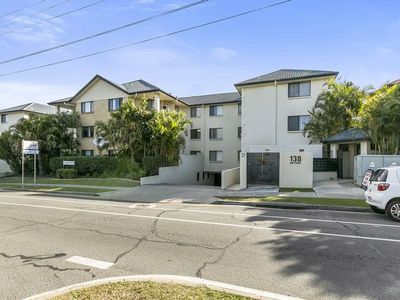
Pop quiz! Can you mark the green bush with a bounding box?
[49,156,118,176]
[56,168,78,179]
[143,156,164,176]
[103,157,144,180]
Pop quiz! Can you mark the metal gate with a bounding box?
[247,153,280,185]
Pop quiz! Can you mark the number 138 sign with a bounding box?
[290,155,302,164]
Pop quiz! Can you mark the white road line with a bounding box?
[66,256,114,270]
[0,194,397,229]
[0,200,400,243]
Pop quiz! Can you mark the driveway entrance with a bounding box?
[247,153,280,185]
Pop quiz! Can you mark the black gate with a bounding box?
[247,153,280,185]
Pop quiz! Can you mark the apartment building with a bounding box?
[48,74,186,156]
[180,92,242,185]
[48,69,338,188]
[235,69,338,188]
[0,102,55,133]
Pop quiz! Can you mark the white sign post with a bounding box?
[22,140,39,189]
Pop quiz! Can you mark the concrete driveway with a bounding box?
[99,184,220,204]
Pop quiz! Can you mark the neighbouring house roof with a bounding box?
[48,74,177,105]
[235,69,339,87]
[180,92,241,106]
[0,102,55,115]
[322,128,369,144]
[388,79,400,86]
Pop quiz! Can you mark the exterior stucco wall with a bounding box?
[221,167,240,189]
[0,112,28,133]
[279,152,313,188]
[186,102,241,173]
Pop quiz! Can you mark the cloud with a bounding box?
[0,81,75,106]
[2,13,64,44]
[376,47,395,56]
[211,47,237,61]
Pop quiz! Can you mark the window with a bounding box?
[190,129,201,140]
[288,81,311,98]
[147,99,155,109]
[370,143,376,151]
[190,151,201,155]
[238,127,242,139]
[81,101,94,113]
[81,150,94,157]
[238,150,241,162]
[108,98,122,111]
[370,169,388,182]
[175,106,180,112]
[209,128,223,140]
[238,103,242,115]
[108,150,117,157]
[190,107,201,118]
[209,151,223,162]
[1,114,7,123]
[209,105,223,116]
[288,115,310,131]
[82,126,94,138]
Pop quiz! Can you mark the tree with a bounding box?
[304,80,367,143]
[0,112,81,174]
[358,84,400,154]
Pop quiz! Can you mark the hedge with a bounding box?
[56,168,78,179]
[49,156,118,177]
[143,156,164,176]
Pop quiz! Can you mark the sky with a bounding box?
[0,0,398,107]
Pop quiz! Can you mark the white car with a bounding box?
[365,166,400,222]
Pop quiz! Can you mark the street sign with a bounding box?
[63,161,75,166]
[23,140,39,155]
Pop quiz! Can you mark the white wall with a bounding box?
[140,154,213,185]
[186,102,241,173]
[241,77,330,153]
[279,152,313,188]
[0,112,28,133]
[221,167,240,189]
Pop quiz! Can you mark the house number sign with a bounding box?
[290,155,302,164]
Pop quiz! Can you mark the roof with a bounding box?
[388,79,400,86]
[235,69,339,87]
[0,102,55,114]
[180,92,241,106]
[322,128,369,143]
[54,74,176,104]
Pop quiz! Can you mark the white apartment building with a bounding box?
[47,69,339,189]
[235,69,338,188]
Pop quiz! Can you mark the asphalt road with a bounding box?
[0,192,399,300]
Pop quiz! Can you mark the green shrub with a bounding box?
[56,168,78,179]
[143,156,164,176]
[103,157,144,180]
[49,156,118,176]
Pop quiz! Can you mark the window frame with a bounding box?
[288,115,310,132]
[190,107,201,118]
[209,150,223,163]
[238,127,242,139]
[238,103,242,115]
[81,101,94,113]
[190,129,201,140]
[1,114,8,123]
[81,126,95,138]
[209,128,223,140]
[288,81,311,98]
[81,150,94,157]
[108,98,122,112]
[209,105,223,117]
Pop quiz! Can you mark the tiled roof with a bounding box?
[388,79,400,86]
[47,97,73,105]
[122,79,161,94]
[322,128,369,143]
[180,92,241,106]
[0,102,55,114]
[235,69,339,87]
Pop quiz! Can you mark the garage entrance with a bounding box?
[247,153,280,185]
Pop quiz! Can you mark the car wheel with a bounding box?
[370,205,385,214]
[386,200,400,222]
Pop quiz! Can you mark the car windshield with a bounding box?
[370,169,388,182]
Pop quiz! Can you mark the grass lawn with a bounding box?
[220,196,369,208]
[51,281,251,300]
[0,184,113,195]
[0,176,139,187]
